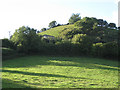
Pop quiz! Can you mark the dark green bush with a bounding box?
[2,47,15,55]
[102,41,118,59]
[2,38,15,49]
[91,41,118,59]
[55,41,72,55]
[2,47,17,60]
[91,43,103,57]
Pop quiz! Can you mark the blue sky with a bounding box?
[0,0,118,39]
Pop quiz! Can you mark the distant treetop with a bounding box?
[69,13,81,24]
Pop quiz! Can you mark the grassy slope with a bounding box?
[38,25,118,41]
[38,25,74,37]
[2,56,119,88]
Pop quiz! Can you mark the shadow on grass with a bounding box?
[47,61,119,71]
[2,78,32,88]
[2,56,119,71]
[2,69,89,80]
[50,57,119,71]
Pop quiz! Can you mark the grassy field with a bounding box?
[2,56,119,88]
[38,25,74,37]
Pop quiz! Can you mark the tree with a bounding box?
[97,19,108,27]
[69,13,81,24]
[97,19,103,26]
[103,20,108,27]
[74,17,98,35]
[72,34,93,55]
[2,38,15,49]
[11,26,41,53]
[41,28,46,32]
[75,17,97,27]
[108,23,116,29]
[48,21,57,28]
[59,27,84,39]
[72,34,87,44]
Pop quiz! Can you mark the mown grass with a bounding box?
[38,25,74,37]
[2,56,119,88]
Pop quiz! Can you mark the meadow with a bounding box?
[2,56,119,88]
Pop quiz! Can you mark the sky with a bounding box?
[0,0,119,39]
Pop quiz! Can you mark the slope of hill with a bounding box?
[38,24,74,37]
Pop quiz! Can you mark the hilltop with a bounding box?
[38,24,74,37]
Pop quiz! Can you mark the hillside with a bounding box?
[38,24,74,37]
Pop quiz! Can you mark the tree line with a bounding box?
[2,13,119,60]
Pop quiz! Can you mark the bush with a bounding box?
[2,38,15,49]
[91,42,118,59]
[2,47,15,55]
[102,41,118,59]
[55,41,72,55]
[70,43,82,56]
[91,43,103,57]
[72,34,93,55]
[2,47,17,60]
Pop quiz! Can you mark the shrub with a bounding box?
[91,43,103,57]
[2,47,17,60]
[55,41,72,55]
[2,38,15,49]
[91,42,118,59]
[102,41,118,59]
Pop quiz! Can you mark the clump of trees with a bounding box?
[10,26,42,53]
[59,16,118,59]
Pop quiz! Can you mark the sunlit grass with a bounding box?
[2,56,119,88]
[38,25,74,37]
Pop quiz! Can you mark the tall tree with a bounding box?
[11,26,41,53]
[69,13,81,24]
[48,21,57,28]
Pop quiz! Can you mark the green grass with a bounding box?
[2,56,119,88]
[38,25,74,37]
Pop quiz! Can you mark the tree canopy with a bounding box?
[48,21,57,28]
[41,28,46,32]
[11,26,41,53]
[69,13,81,24]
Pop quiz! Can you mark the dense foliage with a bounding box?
[10,26,42,53]
[2,38,15,49]
[59,17,118,59]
